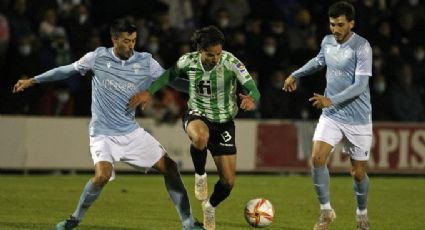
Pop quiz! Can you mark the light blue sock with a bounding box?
[72,179,103,221]
[354,175,369,211]
[163,171,194,228]
[312,166,330,205]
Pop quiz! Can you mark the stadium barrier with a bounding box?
[0,116,424,174]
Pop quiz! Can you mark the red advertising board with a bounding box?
[256,122,425,174]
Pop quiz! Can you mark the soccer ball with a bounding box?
[244,198,275,228]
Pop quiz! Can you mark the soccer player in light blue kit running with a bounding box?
[283,2,372,230]
[13,18,203,230]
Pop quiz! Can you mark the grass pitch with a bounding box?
[0,174,423,230]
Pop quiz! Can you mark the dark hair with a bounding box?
[328,1,355,21]
[110,18,137,37]
[191,25,225,50]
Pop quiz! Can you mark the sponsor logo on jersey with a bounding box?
[235,63,248,74]
[133,63,141,74]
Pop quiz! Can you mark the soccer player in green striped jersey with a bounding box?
[130,26,260,230]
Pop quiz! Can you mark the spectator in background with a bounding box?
[389,63,425,122]
[64,3,94,59]
[5,0,32,47]
[0,13,9,69]
[260,70,291,118]
[1,33,42,114]
[40,83,75,116]
[287,8,317,52]
[39,8,59,42]
[209,0,250,29]
[371,74,391,121]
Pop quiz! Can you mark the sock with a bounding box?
[354,175,369,212]
[190,145,207,175]
[163,168,194,228]
[312,166,330,206]
[72,179,103,221]
[209,181,233,207]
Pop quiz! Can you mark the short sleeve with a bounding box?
[73,51,96,75]
[355,41,372,76]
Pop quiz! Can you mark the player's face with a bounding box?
[112,32,136,60]
[200,44,222,71]
[329,16,354,43]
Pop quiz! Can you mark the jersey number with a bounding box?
[197,80,211,96]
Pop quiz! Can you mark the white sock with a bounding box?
[356,208,367,216]
[320,202,332,210]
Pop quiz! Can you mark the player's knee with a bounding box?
[192,132,209,149]
[351,168,366,182]
[311,154,327,167]
[93,174,110,187]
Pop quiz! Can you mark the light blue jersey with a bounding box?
[292,33,373,125]
[35,47,164,135]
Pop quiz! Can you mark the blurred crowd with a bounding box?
[0,0,424,122]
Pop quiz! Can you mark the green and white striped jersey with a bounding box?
[176,51,254,123]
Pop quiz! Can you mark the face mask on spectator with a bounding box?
[414,49,424,62]
[409,0,419,6]
[374,82,386,93]
[272,25,284,34]
[57,91,70,103]
[263,45,276,56]
[19,44,31,56]
[219,18,229,28]
[79,14,88,24]
[147,43,159,53]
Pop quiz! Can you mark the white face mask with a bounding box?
[19,44,31,56]
[414,49,424,62]
[57,91,70,103]
[219,18,229,28]
[374,82,386,93]
[79,14,88,24]
[263,46,276,56]
[147,43,159,53]
[409,0,419,6]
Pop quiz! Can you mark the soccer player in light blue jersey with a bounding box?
[283,2,372,230]
[13,18,203,230]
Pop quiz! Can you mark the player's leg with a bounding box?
[124,128,201,229]
[56,161,112,230]
[311,141,336,230]
[351,159,370,230]
[201,154,236,230]
[345,122,372,230]
[185,115,210,201]
[311,116,342,230]
[153,154,200,229]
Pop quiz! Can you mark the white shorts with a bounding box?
[313,115,372,161]
[89,128,165,180]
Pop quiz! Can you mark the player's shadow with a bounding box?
[0,222,140,230]
[219,221,307,230]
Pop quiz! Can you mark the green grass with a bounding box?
[0,174,423,230]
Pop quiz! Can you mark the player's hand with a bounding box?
[129,91,152,110]
[239,93,255,111]
[309,93,332,109]
[282,75,297,92]
[13,78,35,93]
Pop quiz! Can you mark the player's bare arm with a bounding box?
[309,93,332,109]
[129,91,152,110]
[239,93,255,111]
[282,75,297,92]
[13,78,37,93]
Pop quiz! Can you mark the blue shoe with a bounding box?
[55,216,79,230]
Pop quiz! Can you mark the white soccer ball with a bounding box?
[244,198,275,228]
